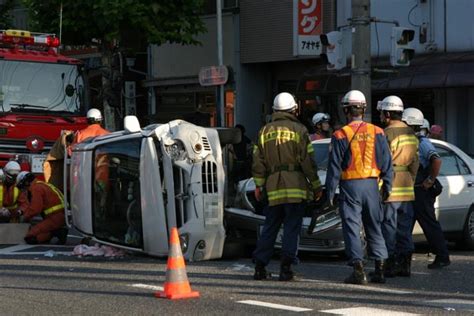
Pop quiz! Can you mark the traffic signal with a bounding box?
[320,31,346,70]
[390,27,415,67]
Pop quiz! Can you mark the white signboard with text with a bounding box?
[293,0,323,56]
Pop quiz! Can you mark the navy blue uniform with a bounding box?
[326,119,393,264]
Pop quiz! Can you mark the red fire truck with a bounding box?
[0,29,88,173]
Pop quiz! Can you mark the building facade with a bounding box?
[149,0,474,156]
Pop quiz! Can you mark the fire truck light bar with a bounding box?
[0,29,60,48]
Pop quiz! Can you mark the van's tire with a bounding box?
[222,240,246,259]
[217,128,241,145]
[457,206,474,250]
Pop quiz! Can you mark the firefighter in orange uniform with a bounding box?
[73,108,110,144]
[0,161,28,222]
[15,171,67,244]
[325,90,393,285]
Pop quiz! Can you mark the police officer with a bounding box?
[378,96,419,277]
[402,108,451,269]
[252,92,322,281]
[310,113,331,141]
[326,90,393,284]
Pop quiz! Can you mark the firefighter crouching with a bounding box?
[0,161,28,222]
[325,90,393,285]
[15,171,68,245]
[252,92,322,281]
[378,96,419,278]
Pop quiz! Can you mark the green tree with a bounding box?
[0,0,15,29]
[21,0,207,128]
[21,0,206,46]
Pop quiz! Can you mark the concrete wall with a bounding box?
[151,13,236,79]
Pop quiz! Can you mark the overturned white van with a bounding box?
[65,117,228,261]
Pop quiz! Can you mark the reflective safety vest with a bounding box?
[0,185,20,210]
[341,123,381,180]
[37,181,65,216]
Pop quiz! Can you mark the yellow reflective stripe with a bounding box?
[1,186,20,210]
[253,177,266,186]
[307,144,314,153]
[37,181,64,215]
[390,187,415,197]
[342,124,378,178]
[260,130,301,145]
[267,188,308,201]
[390,135,418,151]
[44,204,64,215]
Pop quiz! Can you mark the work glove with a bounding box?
[0,208,11,217]
[422,176,435,190]
[314,189,323,202]
[380,186,390,203]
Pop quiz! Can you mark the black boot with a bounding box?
[344,261,368,285]
[253,262,271,280]
[279,257,295,281]
[52,227,68,245]
[24,236,38,245]
[370,260,386,284]
[427,255,450,269]
[384,256,397,278]
[398,253,412,276]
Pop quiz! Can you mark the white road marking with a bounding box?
[298,278,413,295]
[321,307,420,315]
[423,299,474,311]
[129,283,164,291]
[0,245,35,254]
[1,251,72,256]
[237,300,312,312]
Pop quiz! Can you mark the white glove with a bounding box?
[0,208,11,217]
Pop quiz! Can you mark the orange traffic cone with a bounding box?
[155,227,200,300]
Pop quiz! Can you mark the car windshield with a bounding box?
[0,60,84,114]
[312,143,329,170]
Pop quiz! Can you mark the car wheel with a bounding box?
[217,128,241,145]
[460,206,474,250]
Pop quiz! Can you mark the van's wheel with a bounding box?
[458,206,474,250]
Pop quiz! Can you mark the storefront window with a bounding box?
[92,138,143,248]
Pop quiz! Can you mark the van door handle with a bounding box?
[468,181,474,187]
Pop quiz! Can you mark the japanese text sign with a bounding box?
[293,0,323,56]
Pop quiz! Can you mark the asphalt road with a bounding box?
[0,241,473,315]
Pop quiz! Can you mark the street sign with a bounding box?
[199,65,228,86]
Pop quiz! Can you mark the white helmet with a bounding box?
[0,169,4,183]
[402,108,424,126]
[377,95,404,112]
[312,113,330,125]
[16,171,35,189]
[4,161,21,182]
[273,92,298,112]
[421,119,430,130]
[86,108,103,122]
[341,90,366,108]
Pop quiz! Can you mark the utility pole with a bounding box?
[216,0,225,127]
[351,0,372,121]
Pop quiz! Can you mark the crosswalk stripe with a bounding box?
[321,307,420,315]
[0,245,35,254]
[129,283,164,291]
[237,300,312,312]
[423,299,474,311]
[298,278,413,295]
